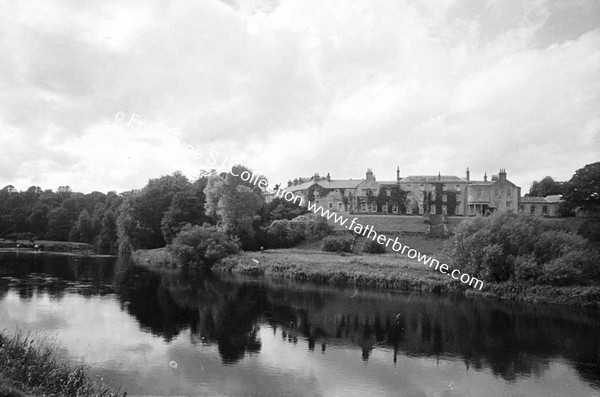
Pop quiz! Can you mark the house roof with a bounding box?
[400,175,469,183]
[288,179,362,192]
[544,194,563,203]
[520,196,551,203]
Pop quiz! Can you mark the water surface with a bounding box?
[0,251,599,396]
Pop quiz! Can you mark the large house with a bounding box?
[282,167,529,216]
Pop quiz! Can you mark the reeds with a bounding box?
[0,330,124,397]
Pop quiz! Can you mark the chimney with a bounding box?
[326,173,331,182]
[491,174,498,181]
[484,172,487,182]
[499,168,507,181]
[396,166,400,182]
[366,168,374,180]
[313,173,320,181]
[438,171,441,181]
[466,167,470,182]
[287,180,292,187]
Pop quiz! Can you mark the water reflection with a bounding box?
[1,251,599,394]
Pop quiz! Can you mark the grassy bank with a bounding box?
[211,248,600,307]
[0,331,123,397]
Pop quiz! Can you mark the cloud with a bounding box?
[0,0,598,192]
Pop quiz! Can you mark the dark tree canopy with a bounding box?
[528,176,564,197]
[563,162,600,212]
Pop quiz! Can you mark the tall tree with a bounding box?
[70,209,94,243]
[528,176,564,197]
[563,162,600,212]
[46,207,72,241]
[161,191,204,243]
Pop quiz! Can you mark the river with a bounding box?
[0,251,599,396]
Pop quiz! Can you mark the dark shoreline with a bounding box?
[132,248,600,308]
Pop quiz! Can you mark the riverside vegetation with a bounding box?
[0,331,122,397]
[2,162,600,306]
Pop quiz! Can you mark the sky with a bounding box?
[0,0,599,194]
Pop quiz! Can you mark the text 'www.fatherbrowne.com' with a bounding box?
[268,185,484,291]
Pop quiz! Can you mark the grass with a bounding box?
[328,214,463,233]
[0,330,123,397]
[214,247,464,294]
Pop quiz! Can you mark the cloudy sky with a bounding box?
[1,0,599,193]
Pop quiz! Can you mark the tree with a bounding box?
[70,209,94,243]
[161,192,204,243]
[46,207,72,241]
[528,176,564,197]
[562,162,600,213]
[203,165,266,250]
[169,223,240,270]
[99,210,118,254]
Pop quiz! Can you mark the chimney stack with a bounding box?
[313,173,320,181]
[484,172,487,182]
[326,173,331,182]
[396,166,400,182]
[366,168,374,180]
[499,168,507,181]
[466,167,470,181]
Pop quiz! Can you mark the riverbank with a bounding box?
[0,331,123,397]
[0,239,93,254]
[133,247,600,307]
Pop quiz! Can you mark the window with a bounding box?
[386,189,391,196]
[520,205,524,213]
[507,189,512,197]
[371,202,377,212]
[393,202,399,213]
[442,205,447,214]
[543,205,548,215]
[443,184,447,189]
[442,194,447,201]
[456,185,460,189]
[506,201,512,208]
[477,188,481,197]
[530,205,535,214]
[494,189,499,197]
[360,202,367,212]
[328,202,334,209]
[382,203,388,213]
[338,202,343,210]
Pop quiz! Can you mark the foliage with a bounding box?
[446,212,600,286]
[160,191,205,244]
[562,162,600,213]
[69,209,94,243]
[45,207,72,241]
[265,219,305,248]
[203,165,266,250]
[0,331,122,397]
[528,176,565,197]
[169,223,240,270]
[322,235,353,252]
[260,197,307,224]
[362,238,386,253]
[304,216,333,240]
[578,218,600,243]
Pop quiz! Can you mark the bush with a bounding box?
[446,212,600,285]
[578,219,600,243]
[306,216,333,240]
[169,223,240,270]
[322,235,353,253]
[265,219,305,248]
[362,238,386,254]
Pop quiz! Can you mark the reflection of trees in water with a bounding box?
[2,252,599,389]
[130,271,600,386]
[0,252,117,300]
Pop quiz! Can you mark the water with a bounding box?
[0,251,599,396]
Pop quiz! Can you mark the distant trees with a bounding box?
[528,176,564,197]
[46,208,72,241]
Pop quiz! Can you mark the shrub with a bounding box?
[265,219,305,248]
[169,223,240,270]
[363,238,386,254]
[578,219,600,243]
[306,216,333,240]
[446,212,600,285]
[322,235,353,253]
